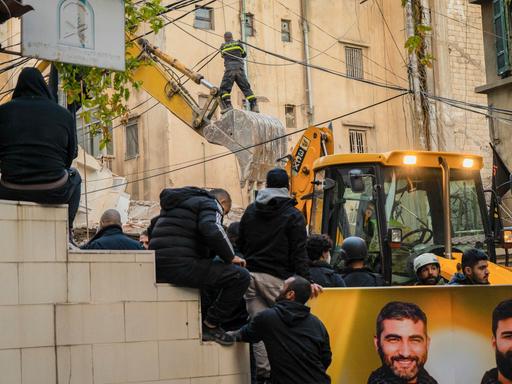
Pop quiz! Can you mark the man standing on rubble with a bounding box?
[238,168,321,383]
[148,187,249,346]
[219,31,259,113]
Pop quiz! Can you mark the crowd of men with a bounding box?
[0,66,503,384]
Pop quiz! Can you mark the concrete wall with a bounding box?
[0,200,250,383]
[431,0,491,183]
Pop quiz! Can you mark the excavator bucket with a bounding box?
[203,109,287,187]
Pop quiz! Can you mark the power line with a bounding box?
[373,0,407,65]
[83,91,409,196]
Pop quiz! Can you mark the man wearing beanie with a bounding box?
[238,167,312,383]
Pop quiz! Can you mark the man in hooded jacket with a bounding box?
[238,168,313,382]
[149,187,249,345]
[0,68,81,235]
[231,275,332,384]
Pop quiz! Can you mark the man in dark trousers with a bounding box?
[0,68,81,240]
[340,236,385,287]
[219,31,259,112]
[232,275,332,384]
[149,187,249,345]
[238,167,320,382]
[81,209,143,250]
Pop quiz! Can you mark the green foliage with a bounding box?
[402,0,434,68]
[55,0,165,148]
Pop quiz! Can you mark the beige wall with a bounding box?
[431,0,491,183]
[112,0,413,205]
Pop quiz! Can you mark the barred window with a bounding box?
[345,46,364,79]
[349,129,367,153]
[76,109,113,158]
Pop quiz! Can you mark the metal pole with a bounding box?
[439,157,451,259]
[80,81,90,241]
[405,0,427,149]
[240,0,250,111]
[301,0,314,125]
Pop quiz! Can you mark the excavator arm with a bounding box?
[128,38,286,187]
[285,126,334,223]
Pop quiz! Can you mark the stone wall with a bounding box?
[0,200,250,384]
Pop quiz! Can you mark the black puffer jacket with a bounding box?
[81,225,144,251]
[149,187,234,281]
[480,368,499,384]
[238,188,310,280]
[310,261,346,288]
[0,68,77,184]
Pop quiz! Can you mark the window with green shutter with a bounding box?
[493,0,511,77]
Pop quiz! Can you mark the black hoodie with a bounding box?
[240,300,332,384]
[0,68,77,184]
[149,187,235,282]
[238,188,310,280]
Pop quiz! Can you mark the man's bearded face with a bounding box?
[376,319,429,381]
[495,318,512,380]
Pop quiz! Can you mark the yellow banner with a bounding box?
[310,286,512,383]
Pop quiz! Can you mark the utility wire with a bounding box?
[82,91,409,196]
[373,0,407,65]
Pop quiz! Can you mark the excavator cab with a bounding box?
[308,151,512,285]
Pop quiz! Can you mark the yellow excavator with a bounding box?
[286,127,512,285]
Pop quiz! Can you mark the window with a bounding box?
[345,46,364,79]
[281,19,291,42]
[194,6,214,30]
[76,110,113,158]
[493,0,511,77]
[285,104,296,128]
[349,129,367,153]
[125,117,139,160]
[245,13,254,37]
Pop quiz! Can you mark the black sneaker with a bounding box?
[202,324,235,346]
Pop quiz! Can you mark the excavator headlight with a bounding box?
[502,227,512,249]
[462,158,474,168]
[403,155,417,165]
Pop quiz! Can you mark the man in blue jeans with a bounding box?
[0,68,81,241]
[149,187,249,345]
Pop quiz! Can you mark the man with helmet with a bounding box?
[413,253,447,286]
[339,236,385,287]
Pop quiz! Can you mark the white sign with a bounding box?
[21,0,125,71]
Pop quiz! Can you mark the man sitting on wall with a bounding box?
[149,187,249,345]
[81,209,144,250]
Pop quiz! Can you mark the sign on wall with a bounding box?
[310,286,512,383]
[21,0,125,71]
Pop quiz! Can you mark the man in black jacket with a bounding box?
[307,234,345,287]
[233,275,332,384]
[340,237,385,287]
[149,187,249,345]
[0,68,81,236]
[449,248,490,285]
[238,167,318,382]
[81,209,143,250]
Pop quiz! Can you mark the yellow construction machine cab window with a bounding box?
[310,151,488,285]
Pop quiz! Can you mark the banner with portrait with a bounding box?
[310,286,512,383]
